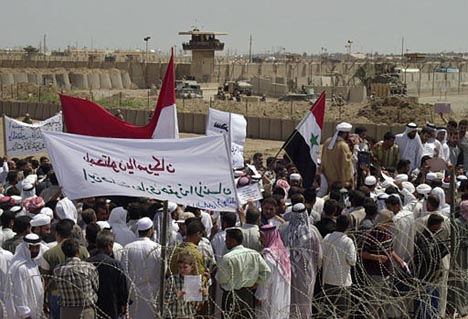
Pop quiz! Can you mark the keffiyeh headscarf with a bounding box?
[260,224,291,283]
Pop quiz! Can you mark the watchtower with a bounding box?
[179,29,227,82]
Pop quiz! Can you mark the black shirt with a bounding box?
[87,251,129,319]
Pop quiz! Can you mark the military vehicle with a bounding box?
[354,63,407,96]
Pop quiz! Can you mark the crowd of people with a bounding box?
[1,117,468,319]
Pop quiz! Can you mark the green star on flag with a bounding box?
[310,134,319,147]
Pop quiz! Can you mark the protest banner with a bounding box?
[206,108,247,169]
[4,113,63,157]
[43,131,238,211]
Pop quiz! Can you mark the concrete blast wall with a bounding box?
[0,68,134,90]
[251,76,288,98]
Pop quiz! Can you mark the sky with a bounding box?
[1,0,468,55]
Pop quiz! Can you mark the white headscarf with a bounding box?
[395,123,424,171]
[327,122,352,150]
[431,187,450,217]
[56,197,78,223]
[108,207,137,246]
[11,234,47,268]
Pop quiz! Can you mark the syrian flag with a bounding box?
[60,49,178,139]
[284,91,326,188]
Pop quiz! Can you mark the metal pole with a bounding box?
[147,89,150,110]
[158,200,169,317]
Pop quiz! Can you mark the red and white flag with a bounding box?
[60,49,178,139]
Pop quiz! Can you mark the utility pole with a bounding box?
[401,36,404,59]
[248,35,253,63]
[43,34,47,54]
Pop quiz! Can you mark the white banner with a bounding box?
[43,132,238,211]
[206,108,247,169]
[4,113,63,157]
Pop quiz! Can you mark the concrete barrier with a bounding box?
[0,100,426,142]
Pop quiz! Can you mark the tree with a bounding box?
[23,45,39,55]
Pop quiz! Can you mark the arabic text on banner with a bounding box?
[4,113,63,157]
[43,132,238,211]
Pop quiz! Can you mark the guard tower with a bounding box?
[179,29,227,82]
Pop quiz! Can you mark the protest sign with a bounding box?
[434,103,451,114]
[237,183,263,205]
[4,113,63,156]
[43,132,238,211]
[206,108,247,169]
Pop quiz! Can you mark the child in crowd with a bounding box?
[164,254,207,319]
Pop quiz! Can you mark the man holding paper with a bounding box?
[216,228,271,319]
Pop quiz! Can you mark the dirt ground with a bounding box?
[2,83,465,160]
[3,83,460,127]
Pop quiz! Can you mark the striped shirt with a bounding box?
[372,141,400,169]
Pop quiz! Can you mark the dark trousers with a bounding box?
[222,288,255,319]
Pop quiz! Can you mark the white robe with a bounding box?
[108,207,137,246]
[8,242,47,319]
[395,128,424,172]
[283,220,322,319]
[0,249,13,319]
[122,237,162,319]
[392,210,415,263]
[255,249,291,319]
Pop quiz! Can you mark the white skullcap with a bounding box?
[10,196,22,205]
[364,176,377,186]
[401,181,415,194]
[328,122,352,150]
[337,122,353,132]
[395,174,408,182]
[10,206,22,213]
[435,172,444,180]
[290,173,301,181]
[24,233,41,245]
[416,183,432,195]
[96,221,111,230]
[292,203,306,213]
[458,175,468,181]
[426,172,437,181]
[407,122,417,129]
[40,207,54,219]
[30,214,51,227]
[137,217,153,231]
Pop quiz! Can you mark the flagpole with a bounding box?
[267,128,300,171]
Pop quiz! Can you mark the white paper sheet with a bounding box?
[183,275,203,302]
